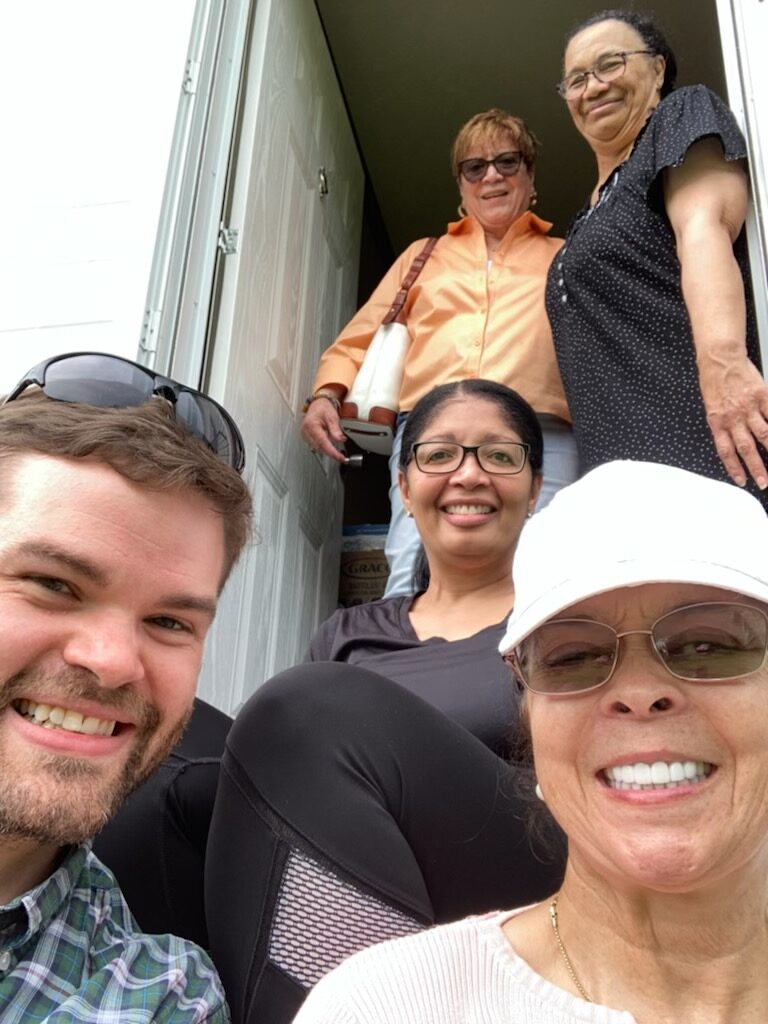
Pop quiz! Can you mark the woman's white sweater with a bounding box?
[292,909,636,1024]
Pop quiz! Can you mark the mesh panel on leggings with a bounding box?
[268,849,423,987]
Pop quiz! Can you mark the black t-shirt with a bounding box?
[546,84,765,507]
[307,596,519,755]
[93,698,231,947]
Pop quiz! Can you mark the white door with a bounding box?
[196,0,363,712]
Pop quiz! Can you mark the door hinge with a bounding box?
[182,58,201,95]
[218,224,239,255]
[139,308,162,354]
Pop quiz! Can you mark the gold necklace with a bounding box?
[549,894,593,1003]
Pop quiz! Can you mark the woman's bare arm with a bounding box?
[665,136,768,489]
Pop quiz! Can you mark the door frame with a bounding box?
[138,0,252,387]
[716,0,768,365]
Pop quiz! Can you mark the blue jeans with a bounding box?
[383,415,580,598]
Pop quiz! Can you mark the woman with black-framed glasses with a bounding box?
[290,460,768,1023]
[305,379,543,737]
[301,108,578,599]
[547,8,768,513]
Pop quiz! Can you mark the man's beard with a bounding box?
[0,668,191,846]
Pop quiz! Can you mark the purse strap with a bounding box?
[382,236,439,326]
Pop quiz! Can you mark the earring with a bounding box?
[526,510,533,519]
[406,509,414,518]
[535,782,544,801]
[457,203,468,218]
[529,190,538,208]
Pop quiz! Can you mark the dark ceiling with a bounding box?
[316,0,726,252]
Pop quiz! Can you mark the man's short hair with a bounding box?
[0,392,253,584]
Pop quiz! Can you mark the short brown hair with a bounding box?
[451,108,540,178]
[0,392,252,584]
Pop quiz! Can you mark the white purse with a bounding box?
[340,237,438,455]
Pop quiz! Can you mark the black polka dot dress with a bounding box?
[546,85,767,509]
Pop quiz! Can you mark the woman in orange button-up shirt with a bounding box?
[302,109,578,596]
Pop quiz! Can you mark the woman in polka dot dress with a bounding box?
[547,8,768,509]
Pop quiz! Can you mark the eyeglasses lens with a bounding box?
[517,604,768,694]
[493,153,522,175]
[44,354,154,407]
[518,621,617,694]
[595,55,627,79]
[175,391,242,469]
[653,604,767,681]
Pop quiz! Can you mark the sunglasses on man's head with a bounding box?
[4,352,246,472]
[505,602,768,695]
[458,151,524,183]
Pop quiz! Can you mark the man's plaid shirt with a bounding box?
[0,843,228,1022]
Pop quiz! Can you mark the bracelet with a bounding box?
[303,391,341,414]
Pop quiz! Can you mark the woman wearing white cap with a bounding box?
[292,459,768,1023]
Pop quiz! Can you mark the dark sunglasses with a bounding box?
[5,351,246,472]
[458,151,524,183]
[505,602,768,695]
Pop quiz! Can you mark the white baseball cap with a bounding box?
[499,460,768,655]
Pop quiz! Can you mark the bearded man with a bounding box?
[0,352,252,1022]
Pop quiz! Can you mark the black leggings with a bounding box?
[205,663,565,1024]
